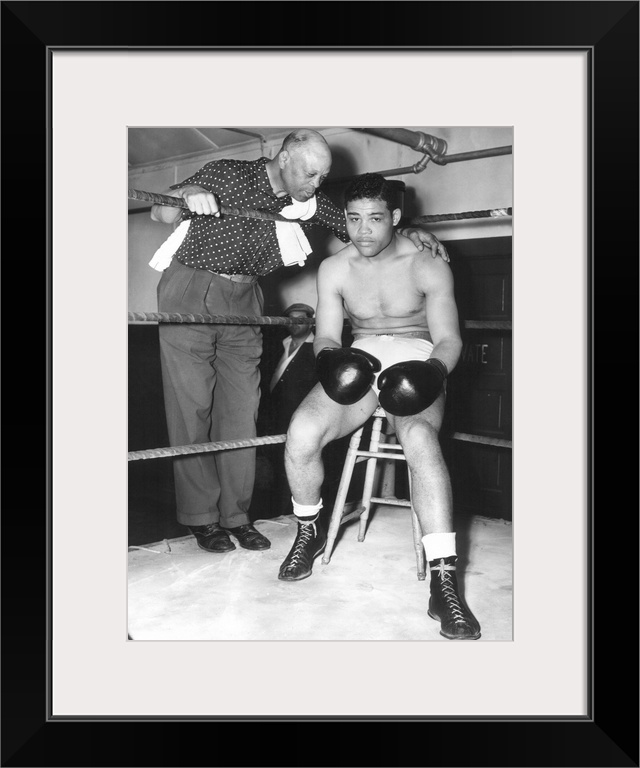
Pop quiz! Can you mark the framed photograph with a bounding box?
[5,1,637,765]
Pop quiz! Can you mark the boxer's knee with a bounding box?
[286,410,325,458]
[397,417,441,460]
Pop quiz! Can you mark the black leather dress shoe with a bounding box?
[223,524,271,551]
[188,523,236,553]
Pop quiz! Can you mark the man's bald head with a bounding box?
[276,129,332,202]
[280,129,331,160]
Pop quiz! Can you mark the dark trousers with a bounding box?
[157,259,263,528]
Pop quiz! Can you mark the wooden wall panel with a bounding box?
[444,236,513,520]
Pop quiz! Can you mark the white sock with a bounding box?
[422,532,456,563]
[292,497,323,522]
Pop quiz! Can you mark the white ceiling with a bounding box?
[128,126,328,168]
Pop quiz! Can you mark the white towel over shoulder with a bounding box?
[276,196,317,267]
[148,220,191,272]
[148,195,318,272]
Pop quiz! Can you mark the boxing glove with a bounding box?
[316,347,382,405]
[378,358,448,416]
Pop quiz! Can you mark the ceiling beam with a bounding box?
[226,128,267,143]
[191,128,220,149]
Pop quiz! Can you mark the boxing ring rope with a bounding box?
[128,311,313,326]
[128,188,299,223]
[128,434,287,462]
[128,312,510,331]
[127,428,510,463]
[450,433,512,449]
[128,188,511,226]
[413,207,512,224]
[465,320,511,330]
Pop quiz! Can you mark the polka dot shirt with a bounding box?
[169,157,349,276]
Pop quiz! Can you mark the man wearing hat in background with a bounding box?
[268,303,318,431]
[259,303,320,515]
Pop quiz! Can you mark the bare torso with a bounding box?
[336,237,432,339]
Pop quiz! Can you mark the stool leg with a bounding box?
[358,415,383,542]
[408,473,426,580]
[379,435,397,499]
[322,427,364,565]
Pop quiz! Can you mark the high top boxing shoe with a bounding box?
[278,517,327,581]
[428,556,481,640]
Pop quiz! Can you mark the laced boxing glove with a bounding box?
[378,358,448,416]
[316,347,382,405]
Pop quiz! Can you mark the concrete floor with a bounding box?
[128,506,512,642]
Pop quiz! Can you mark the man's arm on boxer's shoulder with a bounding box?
[420,259,462,373]
[397,226,450,262]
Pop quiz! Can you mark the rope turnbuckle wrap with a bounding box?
[413,207,512,224]
[128,188,301,224]
[128,312,314,326]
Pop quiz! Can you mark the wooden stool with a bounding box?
[321,406,427,580]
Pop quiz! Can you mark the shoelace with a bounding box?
[286,522,316,567]
[433,562,466,623]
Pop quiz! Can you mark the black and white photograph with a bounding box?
[127,125,514,642]
[10,0,632,755]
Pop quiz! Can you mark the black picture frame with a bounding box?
[4,1,637,766]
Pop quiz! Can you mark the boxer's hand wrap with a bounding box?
[378,358,448,416]
[316,347,382,405]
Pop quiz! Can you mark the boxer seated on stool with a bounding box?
[148,129,448,556]
[279,173,481,640]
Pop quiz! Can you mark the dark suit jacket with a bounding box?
[265,341,318,434]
